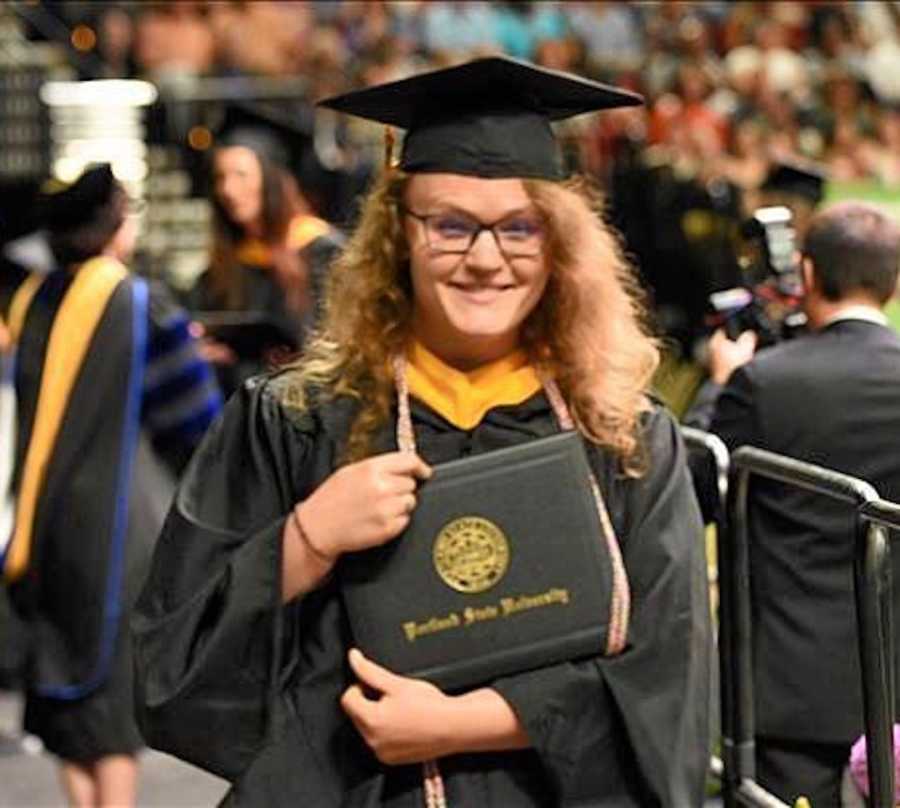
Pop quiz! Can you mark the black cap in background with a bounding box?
[317,56,643,180]
[39,163,118,232]
[761,160,828,207]
[213,102,310,171]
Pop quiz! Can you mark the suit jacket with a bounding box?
[710,318,900,743]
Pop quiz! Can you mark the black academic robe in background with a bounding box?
[9,266,221,761]
[133,373,711,807]
[188,225,344,397]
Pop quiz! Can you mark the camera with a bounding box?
[707,206,807,348]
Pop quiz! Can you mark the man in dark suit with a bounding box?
[703,200,900,807]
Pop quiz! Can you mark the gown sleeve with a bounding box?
[490,407,712,806]
[132,377,317,781]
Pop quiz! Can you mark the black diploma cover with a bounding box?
[195,311,297,360]
[340,432,614,691]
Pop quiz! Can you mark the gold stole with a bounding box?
[234,214,331,267]
[4,257,128,582]
[405,341,542,431]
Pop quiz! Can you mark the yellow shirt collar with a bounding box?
[406,341,542,430]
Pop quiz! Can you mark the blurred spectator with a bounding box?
[94,4,137,79]
[188,106,344,397]
[568,1,644,74]
[818,67,876,140]
[754,18,812,105]
[209,1,314,76]
[303,23,353,99]
[533,35,582,73]
[133,1,215,80]
[421,2,499,59]
[859,104,900,187]
[718,115,770,197]
[709,45,764,121]
[13,0,900,359]
[677,11,724,89]
[649,60,729,157]
[491,1,568,61]
[333,1,396,64]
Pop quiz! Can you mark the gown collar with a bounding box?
[405,340,542,431]
[234,214,331,267]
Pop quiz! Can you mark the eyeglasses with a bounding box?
[402,208,545,257]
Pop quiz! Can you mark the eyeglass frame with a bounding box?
[400,206,546,258]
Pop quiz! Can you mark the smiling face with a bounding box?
[403,173,550,370]
[213,145,264,230]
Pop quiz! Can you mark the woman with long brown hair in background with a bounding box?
[189,105,344,396]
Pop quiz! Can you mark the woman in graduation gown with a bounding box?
[5,165,222,807]
[188,107,344,397]
[134,58,712,807]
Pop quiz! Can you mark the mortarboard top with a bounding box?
[760,160,828,206]
[317,56,643,180]
[213,102,309,170]
[39,163,117,232]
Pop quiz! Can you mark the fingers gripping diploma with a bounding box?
[303,451,433,558]
[341,649,459,765]
[283,452,432,601]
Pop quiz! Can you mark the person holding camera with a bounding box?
[699,200,900,806]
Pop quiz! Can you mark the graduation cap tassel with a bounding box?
[384,125,396,170]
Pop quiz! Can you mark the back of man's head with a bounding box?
[804,201,900,305]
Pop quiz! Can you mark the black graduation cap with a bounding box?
[213,102,310,170]
[317,56,643,180]
[760,160,828,206]
[39,163,117,232]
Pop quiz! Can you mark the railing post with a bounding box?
[683,436,897,808]
[682,427,738,808]
[728,447,895,808]
[728,466,757,784]
[855,504,897,808]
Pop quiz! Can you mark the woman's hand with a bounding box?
[340,649,530,765]
[189,322,237,366]
[295,451,432,562]
[199,337,237,366]
[282,452,431,601]
[340,649,457,765]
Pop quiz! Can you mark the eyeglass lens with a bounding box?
[423,212,543,256]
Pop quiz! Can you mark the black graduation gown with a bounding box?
[134,373,711,807]
[10,267,220,761]
[188,229,343,396]
[10,269,155,760]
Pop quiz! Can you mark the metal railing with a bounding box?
[729,446,896,808]
[682,430,898,808]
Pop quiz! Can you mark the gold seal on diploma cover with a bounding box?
[433,516,510,593]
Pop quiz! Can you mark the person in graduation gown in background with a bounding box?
[134,58,712,807]
[188,104,345,397]
[3,164,222,807]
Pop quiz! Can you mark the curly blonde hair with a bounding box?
[282,170,659,474]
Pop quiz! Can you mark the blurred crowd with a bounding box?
[33,1,900,191]
[13,1,900,353]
